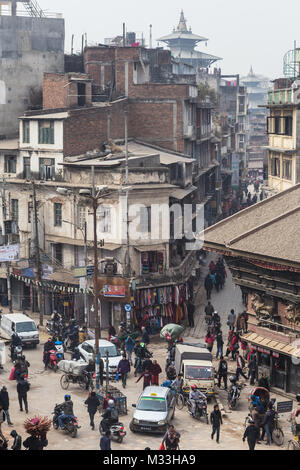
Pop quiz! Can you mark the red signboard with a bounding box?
[103,285,126,298]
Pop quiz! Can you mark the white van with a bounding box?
[0,313,39,347]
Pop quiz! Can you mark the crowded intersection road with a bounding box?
[0,261,294,450]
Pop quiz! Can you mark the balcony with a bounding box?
[267,89,293,105]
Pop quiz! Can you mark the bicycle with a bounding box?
[272,412,284,446]
[175,391,188,410]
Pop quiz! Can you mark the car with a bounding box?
[77,339,122,376]
[130,386,175,435]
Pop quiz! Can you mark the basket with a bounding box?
[96,385,127,416]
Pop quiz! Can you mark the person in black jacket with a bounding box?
[243,419,260,450]
[85,391,100,430]
[10,430,22,451]
[217,356,228,390]
[0,386,13,426]
[210,404,223,443]
[17,375,30,413]
[23,435,48,450]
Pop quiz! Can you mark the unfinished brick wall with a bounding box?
[43,73,93,110]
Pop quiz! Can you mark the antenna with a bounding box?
[149,24,152,49]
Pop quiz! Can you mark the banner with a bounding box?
[231,153,240,190]
[0,244,20,262]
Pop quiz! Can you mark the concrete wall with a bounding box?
[0,15,65,137]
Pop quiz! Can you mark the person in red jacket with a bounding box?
[136,368,151,389]
[150,360,162,386]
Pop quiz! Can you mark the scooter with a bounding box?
[228,383,243,410]
[99,421,126,444]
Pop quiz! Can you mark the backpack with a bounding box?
[111,407,118,421]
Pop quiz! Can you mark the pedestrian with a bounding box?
[164,426,180,450]
[187,299,195,328]
[227,309,236,331]
[209,261,215,273]
[141,326,150,345]
[248,356,257,386]
[229,332,239,360]
[103,392,116,410]
[10,430,22,451]
[216,331,224,359]
[242,311,249,333]
[204,274,213,300]
[0,405,7,445]
[243,418,260,450]
[261,404,275,446]
[0,386,13,426]
[125,335,135,365]
[0,438,8,450]
[215,272,223,292]
[205,301,214,317]
[205,331,215,353]
[117,355,131,389]
[236,353,247,381]
[217,356,228,390]
[258,373,270,391]
[99,356,104,387]
[100,430,111,450]
[210,404,222,443]
[107,323,116,341]
[136,368,151,389]
[17,374,30,413]
[150,360,162,386]
[84,391,100,430]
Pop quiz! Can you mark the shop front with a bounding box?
[133,282,190,333]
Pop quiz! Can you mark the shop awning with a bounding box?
[46,235,120,251]
[242,332,300,358]
[47,271,80,285]
[134,244,166,252]
[170,185,197,200]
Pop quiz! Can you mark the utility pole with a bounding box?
[83,220,88,326]
[124,110,131,277]
[1,176,12,312]
[92,166,101,390]
[32,181,44,326]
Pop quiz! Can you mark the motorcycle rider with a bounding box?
[71,346,84,361]
[57,395,75,429]
[189,384,207,417]
[228,376,240,407]
[134,341,151,376]
[171,373,184,394]
[10,333,22,360]
[101,399,119,433]
[43,337,56,369]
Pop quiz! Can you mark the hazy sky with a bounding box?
[39,0,300,80]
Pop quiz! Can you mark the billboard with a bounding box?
[0,244,20,262]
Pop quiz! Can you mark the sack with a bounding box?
[9,367,16,381]
[159,442,165,451]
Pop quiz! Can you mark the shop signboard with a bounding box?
[103,285,126,298]
[277,401,293,413]
[0,244,20,262]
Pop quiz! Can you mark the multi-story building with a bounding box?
[0,0,65,137]
[241,67,270,180]
[266,74,300,193]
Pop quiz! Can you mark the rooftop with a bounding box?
[203,184,300,267]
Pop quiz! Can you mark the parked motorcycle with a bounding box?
[99,421,126,444]
[187,399,209,423]
[52,404,80,438]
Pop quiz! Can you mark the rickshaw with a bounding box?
[287,408,300,450]
[246,387,284,446]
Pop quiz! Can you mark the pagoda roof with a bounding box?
[158,31,208,43]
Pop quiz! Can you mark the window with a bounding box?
[283,159,292,180]
[39,158,55,180]
[11,199,18,224]
[23,157,31,179]
[4,155,16,173]
[78,205,86,230]
[23,121,30,143]
[284,116,293,136]
[38,120,54,144]
[140,206,151,234]
[77,83,86,107]
[54,203,62,227]
[98,206,111,233]
[274,117,281,135]
[271,157,280,177]
[52,243,63,264]
[141,251,164,274]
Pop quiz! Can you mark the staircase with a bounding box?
[21,0,44,17]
